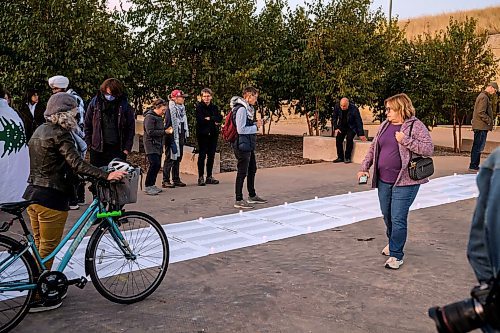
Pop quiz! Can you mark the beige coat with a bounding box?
[472,91,493,131]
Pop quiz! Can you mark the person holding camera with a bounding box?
[429,148,500,333]
[358,93,433,269]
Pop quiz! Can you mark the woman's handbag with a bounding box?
[407,121,434,180]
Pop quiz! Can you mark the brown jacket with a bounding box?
[472,91,493,131]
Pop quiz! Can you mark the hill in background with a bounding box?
[399,6,500,38]
[398,6,500,71]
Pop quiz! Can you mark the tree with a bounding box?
[0,0,133,105]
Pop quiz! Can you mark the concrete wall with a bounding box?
[303,136,371,164]
[461,138,500,154]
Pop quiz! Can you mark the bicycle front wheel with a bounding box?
[0,235,38,333]
[86,211,169,304]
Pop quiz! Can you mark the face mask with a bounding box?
[104,94,115,101]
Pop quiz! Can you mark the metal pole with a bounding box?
[388,0,392,23]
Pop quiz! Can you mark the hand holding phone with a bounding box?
[357,171,369,185]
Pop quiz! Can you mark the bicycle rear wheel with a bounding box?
[0,235,38,332]
[86,211,169,304]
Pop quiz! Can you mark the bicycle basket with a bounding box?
[97,167,141,206]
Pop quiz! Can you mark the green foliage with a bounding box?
[0,0,133,105]
[1,0,497,144]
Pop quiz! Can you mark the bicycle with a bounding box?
[0,175,169,332]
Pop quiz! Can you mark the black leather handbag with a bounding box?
[407,121,434,180]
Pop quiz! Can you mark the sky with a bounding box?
[108,0,500,19]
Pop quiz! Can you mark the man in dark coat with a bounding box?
[332,97,367,164]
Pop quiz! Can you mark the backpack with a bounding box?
[221,105,241,143]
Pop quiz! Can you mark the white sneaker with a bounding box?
[144,186,159,196]
[69,204,79,210]
[151,185,163,193]
[384,257,403,269]
[381,244,389,256]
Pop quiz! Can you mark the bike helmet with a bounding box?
[107,158,134,172]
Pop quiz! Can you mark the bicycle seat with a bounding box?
[0,200,37,215]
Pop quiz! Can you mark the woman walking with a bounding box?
[358,93,433,269]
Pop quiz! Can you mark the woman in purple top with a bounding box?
[358,93,433,269]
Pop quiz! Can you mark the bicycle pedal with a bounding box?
[68,276,88,289]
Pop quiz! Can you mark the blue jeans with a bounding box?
[377,180,420,260]
[467,148,500,333]
[470,130,488,169]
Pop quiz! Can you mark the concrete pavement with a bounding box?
[15,156,482,333]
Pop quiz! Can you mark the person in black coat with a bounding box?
[17,89,46,141]
[332,97,367,163]
[195,88,222,186]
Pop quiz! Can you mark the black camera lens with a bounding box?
[429,298,483,333]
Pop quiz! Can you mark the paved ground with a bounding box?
[11,154,485,333]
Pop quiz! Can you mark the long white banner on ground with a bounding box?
[54,174,478,279]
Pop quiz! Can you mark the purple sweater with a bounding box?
[360,116,434,188]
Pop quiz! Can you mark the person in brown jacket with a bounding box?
[469,82,497,171]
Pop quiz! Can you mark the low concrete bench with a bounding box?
[461,138,499,154]
[303,136,371,164]
[133,119,220,175]
[180,146,221,175]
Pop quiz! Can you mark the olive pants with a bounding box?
[27,204,68,270]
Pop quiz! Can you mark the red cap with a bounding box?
[171,89,188,98]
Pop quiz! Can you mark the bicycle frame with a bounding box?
[0,198,130,293]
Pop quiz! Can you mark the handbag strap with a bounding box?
[407,120,417,161]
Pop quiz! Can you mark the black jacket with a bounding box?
[17,102,46,140]
[196,102,222,136]
[26,123,108,195]
[143,110,164,155]
[84,94,135,153]
[332,102,365,136]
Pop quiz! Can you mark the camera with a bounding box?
[428,279,500,333]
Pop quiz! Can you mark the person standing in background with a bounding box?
[85,78,135,168]
[162,89,189,188]
[469,82,497,171]
[196,88,222,186]
[17,88,45,141]
[332,97,367,164]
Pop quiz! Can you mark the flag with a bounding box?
[0,99,29,203]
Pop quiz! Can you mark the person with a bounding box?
[196,88,222,186]
[3,88,12,106]
[48,75,86,134]
[162,89,189,188]
[230,86,267,209]
[332,97,367,163]
[49,75,88,209]
[143,99,169,195]
[0,86,30,204]
[17,88,45,140]
[469,82,497,171]
[22,93,126,312]
[358,93,433,269]
[84,78,135,168]
[467,147,500,333]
